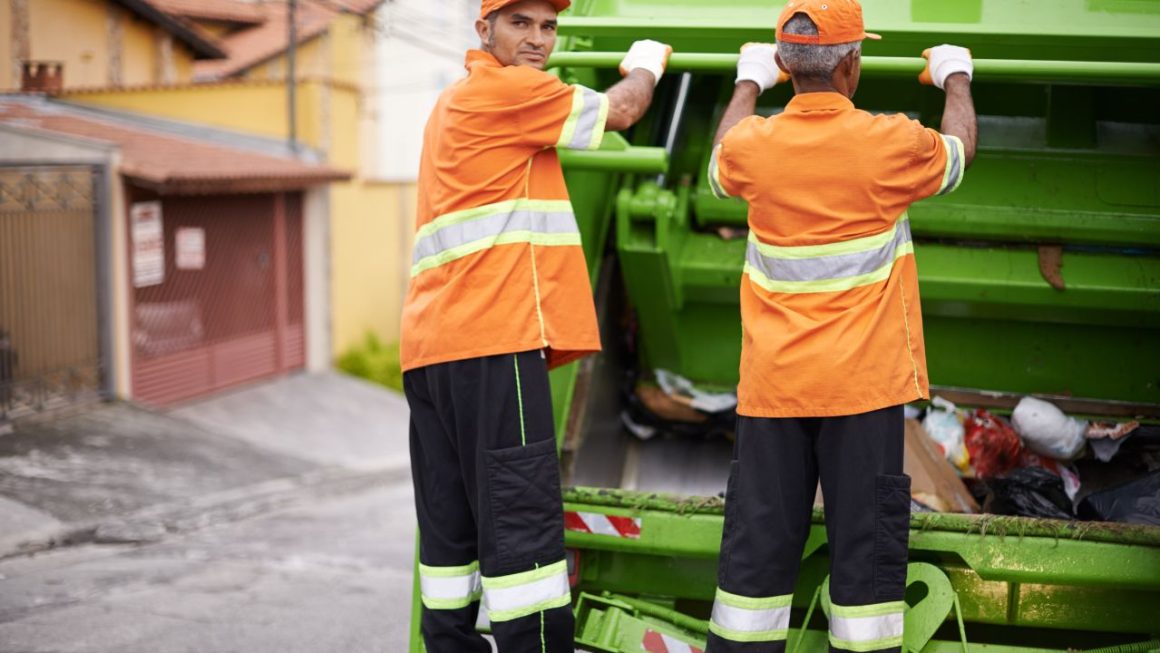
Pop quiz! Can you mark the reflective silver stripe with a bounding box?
[937,134,965,196]
[419,562,482,610]
[410,199,581,277]
[708,589,791,642]
[828,601,905,652]
[557,86,609,151]
[746,219,912,284]
[411,209,579,264]
[708,144,730,199]
[482,560,570,622]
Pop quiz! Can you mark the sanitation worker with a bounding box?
[398,0,670,649]
[705,1,976,651]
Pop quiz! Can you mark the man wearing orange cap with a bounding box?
[705,1,976,651]
[399,0,670,650]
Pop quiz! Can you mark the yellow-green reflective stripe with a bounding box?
[714,588,793,610]
[708,145,729,199]
[421,592,482,610]
[556,87,585,149]
[708,622,789,643]
[556,86,607,151]
[416,199,573,241]
[744,242,913,294]
[749,216,908,261]
[488,594,571,623]
[588,95,610,150]
[830,601,906,618]
[411,231,581,277]
[829,634,905,652]
[710,589,792,641]
[829,599,905,651]
[481,559,567,589]
[419,561,482,610]
[938,134,965,196]
[419,561,478,577]
[482,560,570,622]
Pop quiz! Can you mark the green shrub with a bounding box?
[336,332,403,393]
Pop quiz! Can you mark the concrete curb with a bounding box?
[0,463,411,561]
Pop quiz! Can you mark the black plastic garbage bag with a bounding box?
[1077,469,1160,525]
[980,467,1074,520]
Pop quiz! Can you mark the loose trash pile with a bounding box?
[622,369,1156,524]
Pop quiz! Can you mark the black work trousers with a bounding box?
[707,406,910,653]
[405,350,574,653]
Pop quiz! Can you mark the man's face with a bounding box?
[477,0,559,69]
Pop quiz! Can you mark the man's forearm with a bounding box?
[605,69,657,132]
[713,82,760,149]
[941,74,977,167]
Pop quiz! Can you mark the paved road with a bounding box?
[0,479,420,653]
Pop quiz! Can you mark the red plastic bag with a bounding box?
[964,409,1023,479]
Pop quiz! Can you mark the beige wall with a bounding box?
[2,0,199,90]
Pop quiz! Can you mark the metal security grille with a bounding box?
[0,166,101,420]
[127,189,305,406]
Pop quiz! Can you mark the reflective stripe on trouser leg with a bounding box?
[419,561,482,610]
[482,559,571,623]
[708,588,792,643]
[828,600,905,652]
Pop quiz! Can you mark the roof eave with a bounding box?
[113,0,228,59]
[124,171,352,195]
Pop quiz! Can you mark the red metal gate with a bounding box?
[127,189,305,406]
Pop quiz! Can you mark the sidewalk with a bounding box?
[0,371,411,558]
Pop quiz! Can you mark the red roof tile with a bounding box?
[150,0,267,25]
[0,99,349,194]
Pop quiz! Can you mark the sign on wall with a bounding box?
[131,201,164,288]
[175,227,206,270]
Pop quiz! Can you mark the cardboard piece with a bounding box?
[813,419,979,513]
[905,418,980,513]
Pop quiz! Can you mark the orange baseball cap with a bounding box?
[480,0,570,19]
[776,0,881,45]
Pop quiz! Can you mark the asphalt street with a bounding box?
[0,478,420,653]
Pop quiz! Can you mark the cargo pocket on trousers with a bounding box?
[485,437,565,572]
[874,473,912,601]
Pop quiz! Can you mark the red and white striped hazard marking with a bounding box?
[563,511,642,539]
[642,629,704,653]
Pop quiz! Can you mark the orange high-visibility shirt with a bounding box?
[709,92,966,417]
[400,50,610,372]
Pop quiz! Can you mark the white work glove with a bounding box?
[920,44,973,89]
[736,43,788,93]
[619,39,672,87]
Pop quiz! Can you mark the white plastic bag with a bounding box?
[1010,396,1087,460]
[922,396,970,473]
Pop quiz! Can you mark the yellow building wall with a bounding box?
[18,0,197,89]
[119,19,157,86]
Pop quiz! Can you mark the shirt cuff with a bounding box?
[708,144,733,199]
[936,134,966,196]
[555,85,609,151]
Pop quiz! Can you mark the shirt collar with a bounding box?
[785,92,855,113]
[465,49,501,71]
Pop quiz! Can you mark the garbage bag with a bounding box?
[1010,396,1087,460]
[1077,469,1160,526]
[980,467,1074,520]
[964,409,1023,479]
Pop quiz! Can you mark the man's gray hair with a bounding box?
[777,13,861,80]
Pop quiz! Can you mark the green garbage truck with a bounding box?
[410,0,1160,650]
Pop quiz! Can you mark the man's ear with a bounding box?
[475,18,490,44]
[775,50,789,74]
